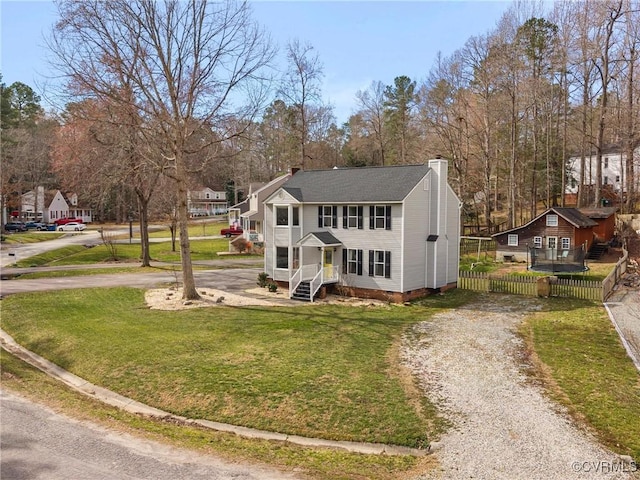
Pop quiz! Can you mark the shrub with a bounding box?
[267,282,278,293]
[257,272,269,288]
[233,237,249,253]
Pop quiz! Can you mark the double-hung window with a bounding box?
[369,205,391,230]
[318,206,337,228]
[561,238,570,250]
[342,248,363,275]
[276,247,288,268]
[507,234,518,246]
[276,207,288,226]
[546,214,558,227]
[368,250,391,278]
[533,236,542,248]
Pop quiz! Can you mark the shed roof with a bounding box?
[493,207,598,237]
[281,164,431,203]
[577,207,617,219]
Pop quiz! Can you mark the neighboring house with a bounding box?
[565,143,640,205]
[188,187,228,217]
[493,207,599,268]
[21,188,92,224]
[263,159,461,303]
[64,192,93,223]
[20,186,46,221]
[229,174,293,243]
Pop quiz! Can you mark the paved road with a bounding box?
[1,231,102,268]
[0,390,296,480]
[0,267,265,297]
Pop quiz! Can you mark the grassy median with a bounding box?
[520,298,640,460]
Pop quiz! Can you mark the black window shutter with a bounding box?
[318,206,323,228]
[385,205,392,230]
[342,206,348,229]
[384,251,391,278]
[357,249,363,276]
[342,248,347,274]
[332,206,338,228]
[357,206,363,229]
[369,206,374,229]
[368,250,374,276]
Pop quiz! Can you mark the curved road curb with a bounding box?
[603,302,640,373]
[0,329,428,457]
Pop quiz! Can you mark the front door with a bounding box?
[324,249,334,279]
[547,236,557,259]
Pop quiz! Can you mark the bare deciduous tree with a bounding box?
[279,39,324,170]
[50,0,274,299]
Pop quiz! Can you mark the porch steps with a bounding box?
[292,281,312,302]
[587,243,608,260]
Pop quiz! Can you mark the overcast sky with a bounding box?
[1,0,512,124]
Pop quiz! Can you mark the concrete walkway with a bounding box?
[0,331,427,458]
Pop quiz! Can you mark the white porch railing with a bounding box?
[289,264,340,301]
[309,268,324,303]
[323,265,340,282]
[289,267,303,299]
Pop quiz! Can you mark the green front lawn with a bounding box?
[1,287,455,448]
[520,299,640,460]
[13,238,254,268]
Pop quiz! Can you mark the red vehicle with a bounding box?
[221,225,243,238]
[54,217,84,226]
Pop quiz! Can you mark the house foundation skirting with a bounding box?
[274,280,458,303]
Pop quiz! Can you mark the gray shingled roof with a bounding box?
[577,207,617,219]
[282,164,431,203]
[552,208,598,227]
[308,231,342,245]
[494,207,598,237]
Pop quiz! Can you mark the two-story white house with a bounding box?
[566,144,640,204]
[188,187,228,217]
[263,158,461,303]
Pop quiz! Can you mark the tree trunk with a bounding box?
[625,45,636,213]
[175,156,199,300]
[137,195,151,267]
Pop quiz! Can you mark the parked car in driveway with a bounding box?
[4,222,27,232]
[54,217,84,226]
[25,222,47,231]
[57,222,86,232]
[220,225,243,237]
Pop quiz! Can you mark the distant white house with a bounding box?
[188,187,228,217]
[21,187,92,223]
[566,144,640,204]
[263,159,461,303]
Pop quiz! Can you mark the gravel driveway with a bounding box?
[402,294,636,480]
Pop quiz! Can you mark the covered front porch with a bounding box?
[289,232,342,302]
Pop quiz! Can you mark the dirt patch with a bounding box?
[145,287,388,310]
[145,287,278,310]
